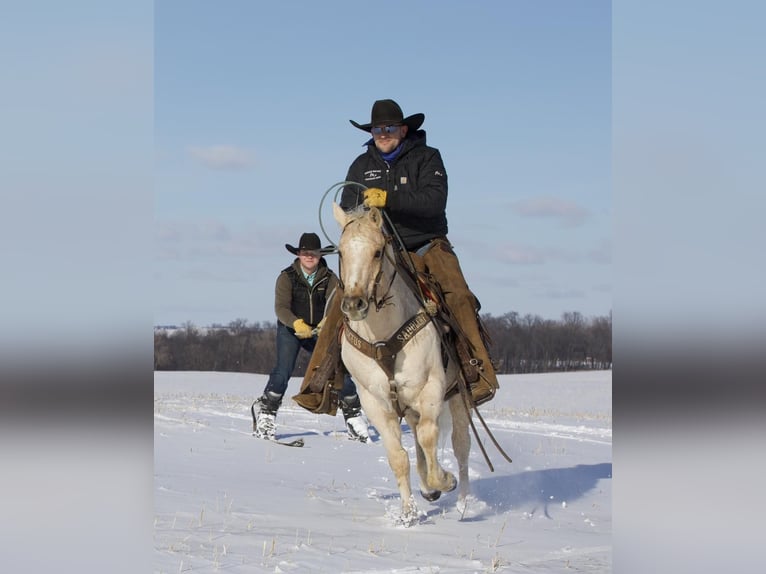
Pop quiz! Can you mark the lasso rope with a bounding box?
[317,181,367,251]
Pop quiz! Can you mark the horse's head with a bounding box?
[333,203,386,321]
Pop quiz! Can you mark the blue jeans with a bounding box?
[263,322,357,398]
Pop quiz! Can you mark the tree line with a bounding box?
[154,311,611,375]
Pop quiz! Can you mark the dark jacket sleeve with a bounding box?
[274,271,298,327]
[386,147,448,218]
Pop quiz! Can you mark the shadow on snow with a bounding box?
[424,462,611,522]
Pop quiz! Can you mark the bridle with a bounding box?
[336,222,399,312]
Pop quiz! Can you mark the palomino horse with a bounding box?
[332,202,471,525]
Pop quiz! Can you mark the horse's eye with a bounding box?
[374,250,382,259]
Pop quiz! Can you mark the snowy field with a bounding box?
[154,370,611,573]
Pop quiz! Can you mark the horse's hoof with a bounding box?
[420,489,441,502]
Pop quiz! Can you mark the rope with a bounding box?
[317,181,367,251]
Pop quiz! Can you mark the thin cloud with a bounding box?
[493,243,579,265]
[497,245,546,265]
[511,196,589,227]
[188,145,256,170]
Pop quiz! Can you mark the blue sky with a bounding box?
[155,0,612,326]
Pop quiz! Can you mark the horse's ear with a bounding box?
[333,202,349,228]
[368,207,384,229]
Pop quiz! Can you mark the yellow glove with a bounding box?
[363,188,387,208]
[315,316,326,335]
[292,319,313,339]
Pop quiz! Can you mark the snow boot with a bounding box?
[341,394,370,443]
[252,391,282,440]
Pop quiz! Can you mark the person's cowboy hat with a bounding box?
[349,99,425,133]
[285,232,334,255]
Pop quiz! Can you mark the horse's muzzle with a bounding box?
[341,295,369,321]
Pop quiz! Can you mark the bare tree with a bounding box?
[154,312,612,374]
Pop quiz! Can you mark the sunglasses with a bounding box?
[371,125,402,136]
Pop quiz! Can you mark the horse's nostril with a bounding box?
[342,296,368,316]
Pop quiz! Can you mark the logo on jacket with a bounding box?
[363,169,382,181]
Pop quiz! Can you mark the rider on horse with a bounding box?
[294,99,499,415]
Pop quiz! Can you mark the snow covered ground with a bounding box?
[154,370,611,573]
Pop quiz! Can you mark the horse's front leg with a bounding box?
[358,392,418,522]
[412,389,457,496]
[407,412,442,502]
[380,413,420,521]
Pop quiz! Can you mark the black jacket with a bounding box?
[274,259,338,328]
[340,130,449,250]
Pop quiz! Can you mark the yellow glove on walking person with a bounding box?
[292,319,313,339]
[363,188,387,208]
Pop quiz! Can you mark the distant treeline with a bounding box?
[154,311,611,375]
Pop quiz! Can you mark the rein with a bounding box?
[370,247,398,311]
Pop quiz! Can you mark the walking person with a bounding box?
[252,232,370,442]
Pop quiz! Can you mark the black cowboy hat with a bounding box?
[285,232,334,255]
[349,99,425,133]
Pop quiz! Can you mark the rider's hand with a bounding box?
[363,188,387,208]
[292,319,314,339]
[315,316,326,335]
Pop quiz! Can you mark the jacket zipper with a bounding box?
[307,275,328,325]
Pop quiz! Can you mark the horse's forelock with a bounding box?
[342,208,383,243]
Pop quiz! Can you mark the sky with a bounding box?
[154,1,612,327]
[153,370,613,573]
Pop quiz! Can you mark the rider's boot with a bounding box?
[454,317,498,406]
[422,240,499,406]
